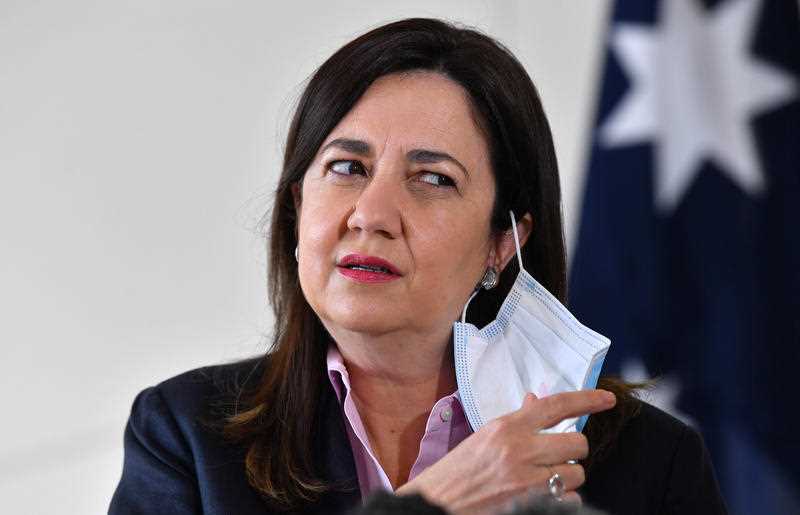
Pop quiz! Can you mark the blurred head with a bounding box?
[356,491,609,515]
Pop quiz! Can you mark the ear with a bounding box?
[488,213,534,273]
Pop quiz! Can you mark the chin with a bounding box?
[325,302,403,334]
[326,309,400,335]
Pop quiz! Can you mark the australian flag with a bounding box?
[568,0,800,513]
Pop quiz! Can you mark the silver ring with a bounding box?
[547,472,565,501]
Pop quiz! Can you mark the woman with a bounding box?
[110,18,726,515]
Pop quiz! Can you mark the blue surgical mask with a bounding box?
[454,211,611,433]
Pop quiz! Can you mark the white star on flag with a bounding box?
[599,0,797,212]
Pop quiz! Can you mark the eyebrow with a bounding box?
[320,137,471,181]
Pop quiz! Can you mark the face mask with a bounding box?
[453,211,611,434]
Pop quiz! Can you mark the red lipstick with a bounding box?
[337,254,402,283]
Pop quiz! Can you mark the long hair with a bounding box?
[223,17,638,508]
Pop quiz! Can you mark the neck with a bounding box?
[332,329,458,489]
[334,328,457,415]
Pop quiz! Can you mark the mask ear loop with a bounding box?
[461,289,479,323]
[509,210,525,273]
[461,210,525,324]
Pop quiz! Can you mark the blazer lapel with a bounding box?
[308,380,361,512]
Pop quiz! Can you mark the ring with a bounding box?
[547,471,565,501]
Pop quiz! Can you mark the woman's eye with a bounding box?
[418,172,455,188]
[329,160,367,176]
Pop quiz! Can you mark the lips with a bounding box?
[337,254,402,278]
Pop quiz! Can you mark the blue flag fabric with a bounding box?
[568,0,800,513]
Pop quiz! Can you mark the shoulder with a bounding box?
[148,357,265,415]
[110,357,272,514]
[585,399,692,485]
[154,356,266,399]
[582,399,727,515]
[128,357,265,437]
[620,398,690,443]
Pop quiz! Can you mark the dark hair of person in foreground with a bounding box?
[217,17,642,509]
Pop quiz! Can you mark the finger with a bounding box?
[519,389,615,430]
[508,486,581,511]
[560,491,582,504]
[529,432,589,463]
[546,463,585,492]
[520,391,538,408]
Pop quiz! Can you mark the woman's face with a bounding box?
[295,71,499,342]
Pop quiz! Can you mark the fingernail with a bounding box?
[601,390,616,404]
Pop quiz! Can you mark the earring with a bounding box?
[294,246,299,262]
[480,267,498,290]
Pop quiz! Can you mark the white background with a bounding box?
[0,1,611,513]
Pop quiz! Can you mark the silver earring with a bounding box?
[294,246,299,262]
[480,267,498,290]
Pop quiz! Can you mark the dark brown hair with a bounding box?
[223,17,639,508]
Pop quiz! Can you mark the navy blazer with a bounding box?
[109,358,727,514]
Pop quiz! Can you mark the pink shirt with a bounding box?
[326,344,473,498]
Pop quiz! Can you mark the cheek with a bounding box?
[297,180,351,251]
[414,196,491,259]
[296,185,350,297]
[407,205,492,300]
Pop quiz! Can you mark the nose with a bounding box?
[347,173,402,239]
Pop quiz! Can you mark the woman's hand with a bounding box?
[395,389,616,514]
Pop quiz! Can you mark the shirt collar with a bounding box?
[326,343,351,405]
